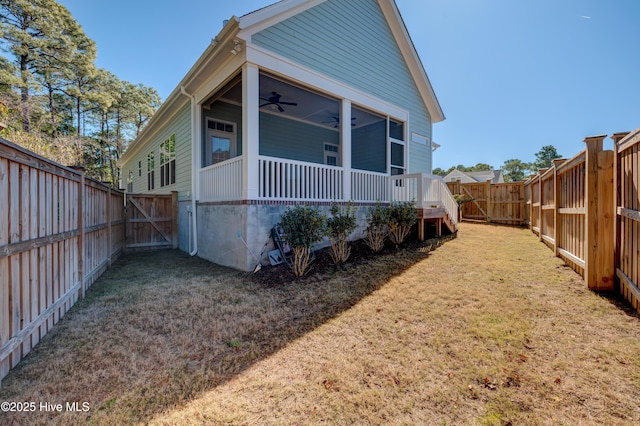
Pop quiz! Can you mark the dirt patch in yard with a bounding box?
[1,223,640,425]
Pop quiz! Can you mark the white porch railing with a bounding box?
[259,156,343,201]
[198,156,457,227]
[351,169,389,202]
[199,156,243,202]
[391,173,459,227]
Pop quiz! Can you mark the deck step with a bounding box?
[415,207,457,239]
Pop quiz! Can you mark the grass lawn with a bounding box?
[1,223,640,425]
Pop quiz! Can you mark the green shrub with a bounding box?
[453,193,474,206]
[326,202,358,265]
[388,201,417,245]
[279,205,326,276]
[364,202,389,252]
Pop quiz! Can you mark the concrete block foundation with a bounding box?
[195,202,378,271]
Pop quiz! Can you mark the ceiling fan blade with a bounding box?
[279,102,298,106]
[277,104,285,112]
[259,103,272,108]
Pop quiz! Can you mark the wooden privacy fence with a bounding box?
[524,137,614,287]
[613,130,640,312]
[447,180,526,225]
[524,133,640,312]
[0,138,177,385]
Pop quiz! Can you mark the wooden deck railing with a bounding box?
[391,173,458,227]
[199,156,243,202]
[258,156,344,201]
[351,169,388,202]
[199,156,457,216]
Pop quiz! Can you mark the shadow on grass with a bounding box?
[596,290,640,320]
[0,232,455,425]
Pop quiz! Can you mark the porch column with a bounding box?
[341,99,352,201]
[243,63,260,200]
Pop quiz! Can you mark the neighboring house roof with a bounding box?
[444,169,504,184]
[119,0,444,165]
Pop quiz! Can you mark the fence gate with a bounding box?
[447,181,526,225]
[125,193,178,250]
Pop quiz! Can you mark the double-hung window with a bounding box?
[389,120,405,176]
[160,134,176,187]
[127,169,133,192]
[147,152,155,190]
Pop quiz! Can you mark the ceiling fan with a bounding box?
[260,92,297,112]
[323,116,356,128]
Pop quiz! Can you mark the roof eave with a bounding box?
[380,0,445,123]
[119,18,241,166]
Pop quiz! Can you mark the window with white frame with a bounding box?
[389,119,405,176]
[127,169,133,192]
[160,134,176,187]
[324,142,340,166]
[205,119,236,167]
[147,152,155,190]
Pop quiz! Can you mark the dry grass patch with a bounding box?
[150,224,640,425]
[0,238,435,425]
[1,223,640,425]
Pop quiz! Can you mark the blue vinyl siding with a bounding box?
[252,0,433,173]
[259,112,339,164]
[409,141,431,174]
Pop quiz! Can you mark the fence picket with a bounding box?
[0,139,128,385]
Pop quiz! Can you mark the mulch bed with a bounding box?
[251,229,457,286]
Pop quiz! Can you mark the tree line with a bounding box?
[0,0,160,184]
[433,145,562,182]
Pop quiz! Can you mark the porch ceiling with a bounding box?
[216,73,385,130]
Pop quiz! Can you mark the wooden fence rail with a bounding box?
[0,141,179,388]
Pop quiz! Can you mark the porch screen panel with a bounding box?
[259,114,339,165]
[351,106,386,173]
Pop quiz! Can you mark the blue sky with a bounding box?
[56,0,640,170]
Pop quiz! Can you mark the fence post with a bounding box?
[553,159,565,257]
[584,135,614,291]
[107,186,112,267]
[171,191,179,249]
[538,169,547,242]
[77,173,85,299]
[485,179,492,223]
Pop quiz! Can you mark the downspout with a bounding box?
[181,86,199,256]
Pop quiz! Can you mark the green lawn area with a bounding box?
[1,223,639,425]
